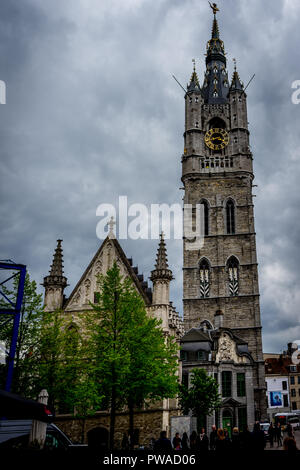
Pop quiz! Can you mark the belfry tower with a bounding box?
[182,5,266,420]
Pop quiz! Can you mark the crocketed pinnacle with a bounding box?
[230,64,244,91]
[150,232,173,282]
[43,239,68,288]
[155,232,168,269]
[49,239,64,276]
[187,61,201,92]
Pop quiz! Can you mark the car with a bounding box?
[0,419,84,450]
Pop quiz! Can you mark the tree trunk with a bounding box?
[109,382,116,450]
[128,399,134,450]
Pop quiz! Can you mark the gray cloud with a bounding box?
[1,0,300,353]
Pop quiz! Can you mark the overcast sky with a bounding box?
[0,0,300,353]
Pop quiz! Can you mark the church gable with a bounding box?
[64,237,151,312]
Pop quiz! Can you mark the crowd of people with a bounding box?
[150,422,298,454]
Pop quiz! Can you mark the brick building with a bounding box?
[180,5,266,428]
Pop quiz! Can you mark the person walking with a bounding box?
[215,429,227,452]
[190,431,198,451]
[198,428,209,453]
[181,432,189,451]
[275,422,283,447]
[172,432,182,450]
[240,425,252,451]
[154,431,173,453]
[209,425,217,451]
[267,423,274,448]
[286,422,294,438]
[252,422,265,452]
[231,427,241,451]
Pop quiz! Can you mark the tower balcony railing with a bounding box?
[200,156,234,171]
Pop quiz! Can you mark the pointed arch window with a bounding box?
[227,256,239,296]
[199,259,210,298]
[213,91,218,98]
[226,199,235,234]
[200,199,209,236]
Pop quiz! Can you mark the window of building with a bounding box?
[234,136,238,143]
[195,97,198,103]
[290,365,296,372]
[213,91,218,98]
[227,256,239,297]
[180,350,188,361]
[298,376,300,384]
[200,199,209,236]
[214,373,218,384]
[226,199,235,234]
[237,373,246,397]
[197,350,207,361]
[222,371,232,397]
[291,388,296,397]
[298,389,300,396]
[283,394,289,407]
[94,292,100,304]
[291,376,295,385]
[195,121,199,128]
[199,258,210,298]
[282,381,287,390]
[292,402,297,410]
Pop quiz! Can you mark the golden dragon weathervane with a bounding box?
[209,2,219,16]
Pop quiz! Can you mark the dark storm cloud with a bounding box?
[1,0,300,353]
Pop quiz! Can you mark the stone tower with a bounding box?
[43,239,68,311]
[182,7,266,420]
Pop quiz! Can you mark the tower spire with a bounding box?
[202,3,229,104]
[187,59,201,92]
[230,58,244,91]
[49,239,64,277]
[43,239,68,311]
[150,232,173,305]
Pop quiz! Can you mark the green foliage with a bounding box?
[179,368,221,423]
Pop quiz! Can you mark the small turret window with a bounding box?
[213,67,218,73]
[195,97,199,103]
[213,78,218,85]
[234,137,238,143]
[213,91,218,98]
[224,81,228,87]
[189,97,192,103]
[195,121,199,128]
[222,69,226,75]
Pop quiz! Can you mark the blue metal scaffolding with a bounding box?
[0,260,26,392]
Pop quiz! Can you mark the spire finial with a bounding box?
[192,58,196,72]
[107,216,116,239]
[209,2,219,17]
[233,57,237,71]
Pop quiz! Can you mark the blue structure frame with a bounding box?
[0,261,26,392]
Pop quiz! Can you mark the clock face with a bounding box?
[205,128,229,150]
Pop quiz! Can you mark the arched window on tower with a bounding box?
[200,199,209,236]
[227,256,239,296]
[199,258,210,298]
[226,199,235,234]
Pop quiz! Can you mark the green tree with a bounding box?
[85,263,179,449]
[179,368,221,431]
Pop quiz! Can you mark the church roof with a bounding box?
[63,236,152,309]
[180,327,210,343]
